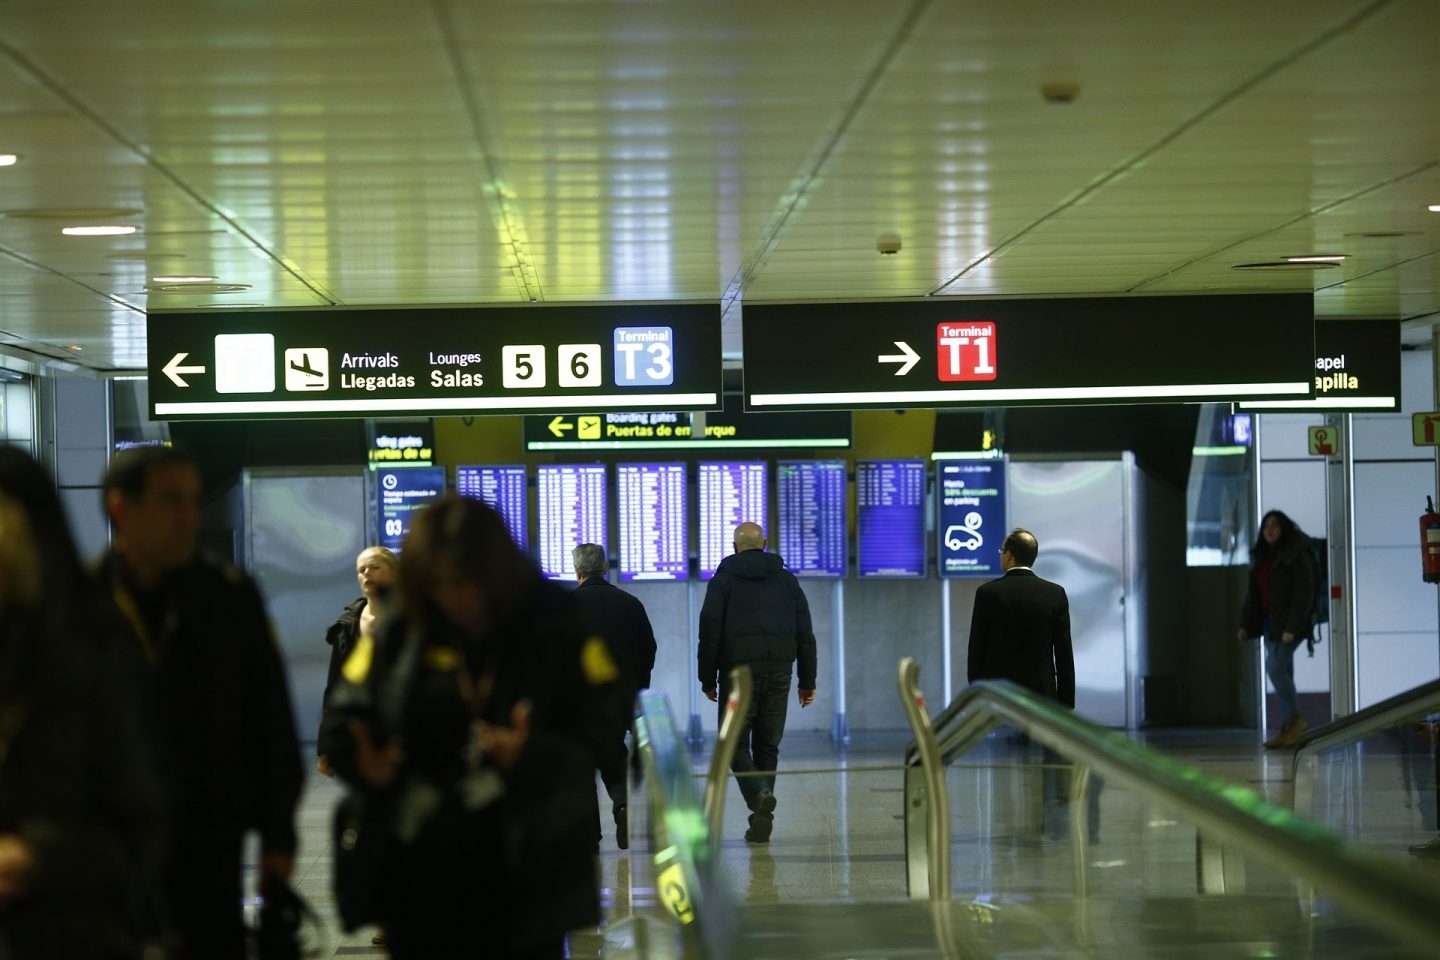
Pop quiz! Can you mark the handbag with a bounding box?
[332,789,395,931]
[249,878,321,960]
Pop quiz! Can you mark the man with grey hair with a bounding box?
[698,521,817,843]
[571,543,657,849]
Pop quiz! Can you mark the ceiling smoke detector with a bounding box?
[876,232,903,256]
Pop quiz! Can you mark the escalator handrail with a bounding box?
[633,689,735,959]
[903,679,1440,951]
[1291,677,1440,770]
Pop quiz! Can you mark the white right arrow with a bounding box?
[877,340,920,376]
[162,351,207,387]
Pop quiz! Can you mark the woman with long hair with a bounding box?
[1238,509,1317,749]
[0,447,162,958]
[322,495,622,959]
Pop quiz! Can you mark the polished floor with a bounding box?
[277,727,1439,957]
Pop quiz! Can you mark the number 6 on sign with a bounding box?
[502,345,547,389]
[558,344,602,388]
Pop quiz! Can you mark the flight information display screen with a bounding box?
[777,460,847,578]
[536,464,608,581]
[455,465,529,551]
[375,466,445,553]
[856,459,927,578]
[698,461,768,580]
[617,463,689,582]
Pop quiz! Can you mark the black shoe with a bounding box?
[615,806,629,850]
[744,813,773,843]
[754,791,777,816]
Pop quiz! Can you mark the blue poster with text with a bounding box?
[937,460,1006,578]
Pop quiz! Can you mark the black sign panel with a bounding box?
[1239,318,1401,412]
[522,395,851,450]
[742,294,1313,411]
[147,304,722,421]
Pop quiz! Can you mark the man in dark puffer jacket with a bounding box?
[698,522,816,843]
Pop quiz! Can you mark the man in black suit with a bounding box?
[967,528,1091,840]
[966,528,1074,707]
[571,543,657,849]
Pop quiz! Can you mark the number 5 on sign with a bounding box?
[558,344,602,388]
[502,345,547,388]
[937,321,997,382]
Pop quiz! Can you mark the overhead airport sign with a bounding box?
[146,304,722,421]
[522,397,852,451]
[742,294,1313,411]
[1239,318,1401,412]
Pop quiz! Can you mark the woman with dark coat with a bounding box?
[0,447,163,958]
[316,546,397,778]
[321,496,624,959]
[1238,509,1317,749]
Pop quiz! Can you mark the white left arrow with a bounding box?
[878,340,920,376]
[163,352,206,387]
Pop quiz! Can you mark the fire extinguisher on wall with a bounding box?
[1422,496,1440,583]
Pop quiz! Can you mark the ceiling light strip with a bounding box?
[720,0,936,312]
[749,382,1309,407]
[431,0,543,303]
[154,393,719,416]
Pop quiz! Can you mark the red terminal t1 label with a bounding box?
[937,321,997,382]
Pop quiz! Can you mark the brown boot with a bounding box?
[1279,715,1308,747]
[1263,717,1296,749]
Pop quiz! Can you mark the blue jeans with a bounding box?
[1264,635,1301,725]
[721,670,792,811]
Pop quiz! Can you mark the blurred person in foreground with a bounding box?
[570,542,657,849]
[1238,509,1316,749]
[322,495,622,959]
[0,447,163,959]
[316,545,399,778]
[97,446,303,960]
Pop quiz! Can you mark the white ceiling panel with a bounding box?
[0,0,1437,369]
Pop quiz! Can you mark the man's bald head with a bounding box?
[1001,528,1039,568]
[733,522,766,553]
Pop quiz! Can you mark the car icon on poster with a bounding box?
[944,512,985,552]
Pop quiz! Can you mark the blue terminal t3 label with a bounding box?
[613,326,674,386]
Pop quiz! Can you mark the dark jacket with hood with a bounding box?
[698,549,817,692]
[1241,534,1317,643]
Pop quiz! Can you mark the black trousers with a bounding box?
[720,670,791,812]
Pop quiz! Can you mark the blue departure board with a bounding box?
[777,460,847,578]
[455,464,529,552]
[617,463,688,582]
[936,460,1006,578]
[536,464,608,581]
[376,466,445,553]
[856,460,927,578]
[698,461,768,580]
